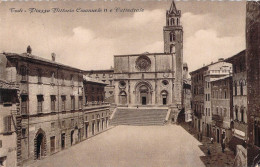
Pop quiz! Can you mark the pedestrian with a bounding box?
[210,137,213,144]
[207,147,211,156]
[221,138,226,153]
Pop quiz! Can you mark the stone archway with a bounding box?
[161,90,168,105]
[34,128,47,160]
[134,81,153,105]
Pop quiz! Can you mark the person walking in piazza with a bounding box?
[221,137,226,153]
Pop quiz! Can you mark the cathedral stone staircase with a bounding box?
[110,108,169,126]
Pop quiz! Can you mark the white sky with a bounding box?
[0,0,246,72]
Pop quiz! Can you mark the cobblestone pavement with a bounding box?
[181,123,235,167]
[28,125,206,167]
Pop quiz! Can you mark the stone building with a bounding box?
[225,51,248,156]
[210,75,233,143]
[1,49,110,166]
[0,75,18,167]
[83,76,107,104]
[190,59,232,136]
[113,1,183,123]
[84,70,114,103]
[246,1,260,166]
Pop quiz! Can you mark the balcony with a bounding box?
[212,114,223,127]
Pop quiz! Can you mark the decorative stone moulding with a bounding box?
[135,55,151,71]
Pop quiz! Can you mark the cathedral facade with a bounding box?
[113,1,184,122]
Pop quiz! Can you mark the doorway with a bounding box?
[36,133,44,159]
[163,97,167,105]
[217,129,220,143]
[142,96,147,105]
[92,122,95,135]
[61,133,65,149]
[85,124,88,138]
[207,124,209,137]
[70,131,74,145]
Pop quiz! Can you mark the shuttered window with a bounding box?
[61,95,66,111]
[37,95,44,113]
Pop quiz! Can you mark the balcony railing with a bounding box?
[204,70,231,76]
[84,101,110,107]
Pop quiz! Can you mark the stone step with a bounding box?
[111,108,168,126]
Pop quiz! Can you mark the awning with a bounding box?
[228,136,246,152]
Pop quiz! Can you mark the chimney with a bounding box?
[218,58,224,62]
[51,53,56,61]
[27,45,32,54]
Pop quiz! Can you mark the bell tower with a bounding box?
[164,0,183,114]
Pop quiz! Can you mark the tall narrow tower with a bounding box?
[164,0,183,108]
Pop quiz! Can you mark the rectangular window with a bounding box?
[51,72,55,84]
[71,96,75,110]
[50,136,55,153]
[0,140,2,148]
[61,95,66,111]
[85,96,88,104]
[37,95,44,114]
[208,94,210,101]
[21,95,28,115]
[4,116,12,132]
[38,69,42,83]
[22,128,26,138]
[61,74,65,86]
[51,122,55,129]
[71,119,74,127]
[79,96,83,109]
[208,108,210,116]
[51,95,56,112]
[62,120,66,127]
[20,66,27,82]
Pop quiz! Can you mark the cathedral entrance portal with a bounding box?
[134,81,153,106]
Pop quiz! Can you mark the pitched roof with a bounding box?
[169,0,178,14]
[83,75,107,86]
[3,52,83,72]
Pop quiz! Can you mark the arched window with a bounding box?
[170,32,175,42]
[235,107,238,120]
[171,18,175,25]
[161,91,168,105]
[241,107,244,122]
[234,81,237,96]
